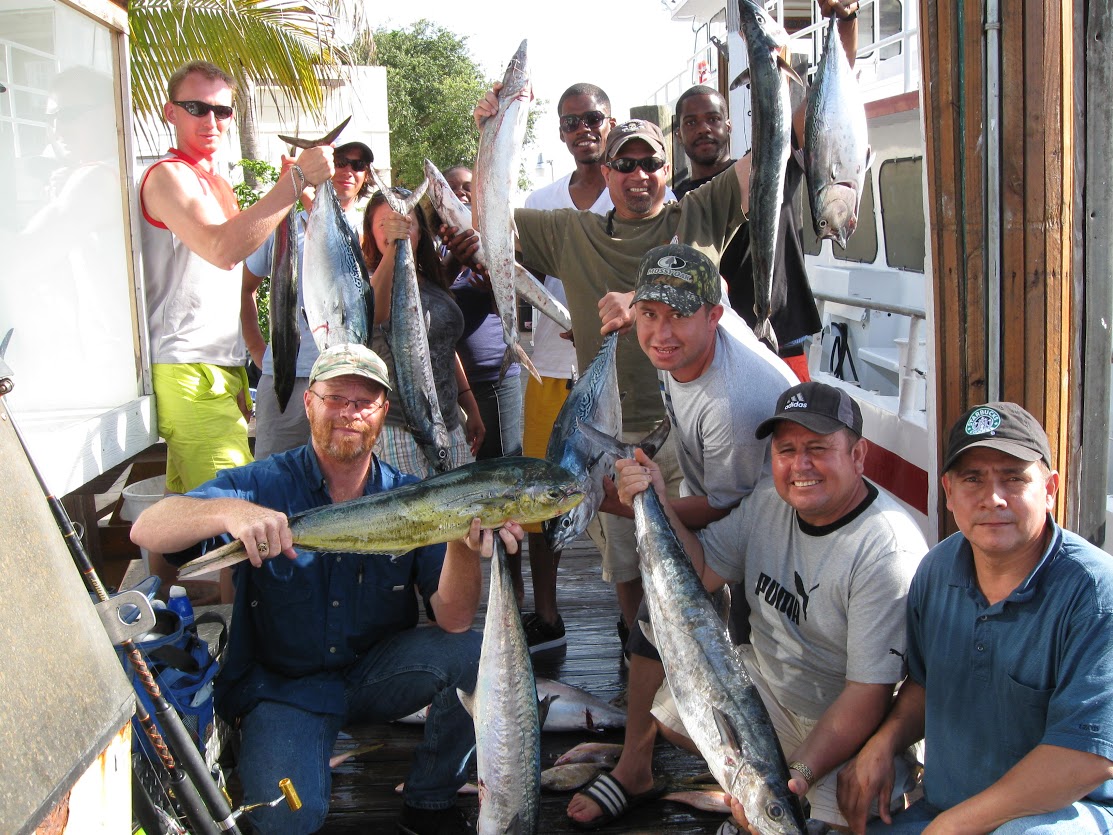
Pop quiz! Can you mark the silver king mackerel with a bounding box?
[269,206,300,412]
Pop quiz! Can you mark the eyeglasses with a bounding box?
[334,155,370,172]
[308,389,385,414]
[606,157,667,174]
[173,100,234,120]
[559,111,607,133]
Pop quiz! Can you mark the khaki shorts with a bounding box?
[374,423,472,479]
[650,644,918,827]
[521,375,572,533]
[153,363,253,493]
[592,428,682,584]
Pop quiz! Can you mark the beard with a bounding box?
[310,412,376,463]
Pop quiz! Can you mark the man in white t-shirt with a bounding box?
[575,379,926,831]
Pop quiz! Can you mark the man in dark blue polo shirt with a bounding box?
[132,343,517,835]
[837,402,1113,834]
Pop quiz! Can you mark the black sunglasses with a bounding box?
[559,111,607,133]
[606,156,666,174]
[173,100,234,120]
[334,155,370,172]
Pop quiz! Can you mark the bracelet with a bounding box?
[290,164,306,202]
[457,388,472,397]
[788,761,814,786]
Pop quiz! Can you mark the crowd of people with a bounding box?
[130,17,1113,833]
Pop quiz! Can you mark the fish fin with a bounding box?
[177,538,248,578]
[400,177,430,214]
[753,318,780,353]
[792,146,807,173]
[0,327,13,359]
[538,693,558,729]
[636,414,672,459]
[780,57,805,88]
[502,814,522,835]
[711,706,744,755]
[456,687,476,718]
[277,115,352,150]
[514,342,542,384]
[729,68,751,91]
[575,419,634,459]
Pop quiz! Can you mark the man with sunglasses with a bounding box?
[132,342,518,835]
[242,140,374,460]
[464,91,737,662]
[139,60,333,598]
[673,84,822,382]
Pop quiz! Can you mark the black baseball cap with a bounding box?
[755,382,864,439]
[335,140,373,163]
[942,402,1052,472]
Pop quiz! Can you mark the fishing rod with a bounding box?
[0,358,238,835]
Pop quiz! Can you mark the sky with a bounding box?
[365,0,709,187]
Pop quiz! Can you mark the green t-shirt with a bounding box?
[514,170,745,433]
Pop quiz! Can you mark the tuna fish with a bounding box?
[424,158,573,332]
[804,15,874,248]
[458,538,541,834]
[633,484,805,835]
[474,41,540,383]
[177,457,585,578]
[367,168,452,474]
[731,0,802,352]
[269,208,300,412]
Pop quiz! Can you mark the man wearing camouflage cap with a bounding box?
[838,402,1113,834]
[133,342,517,835]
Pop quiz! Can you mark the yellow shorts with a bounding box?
[522,375,572,533]
[152,363,253,494]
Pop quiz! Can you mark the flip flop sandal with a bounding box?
[569,771,667,831]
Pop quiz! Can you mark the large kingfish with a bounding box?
[459,539,541,834]
[474,41,540,383]
[284,118,374,352]
[425,158,572,332]
[634,484,806,835]
[177,457,585,578]
[541,333,622,551]
[368,169,452,473]
[804,15,874,248]
[270,207,300,412]
[731,0,802,352]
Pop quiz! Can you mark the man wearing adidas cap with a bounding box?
[838,402,1113,834]
[588,380,926,831]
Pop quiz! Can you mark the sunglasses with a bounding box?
[559,111,607,133]
[606,157,667,174]
[173,100,234,120]
[334,155,370,172]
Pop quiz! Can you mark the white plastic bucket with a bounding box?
[120,475,167,573]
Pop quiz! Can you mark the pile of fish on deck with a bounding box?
[237,11,872,827]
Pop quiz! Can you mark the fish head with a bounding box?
[812,183,859,249]
[542,509,580,552]
[726,764,807,835]
[520,479,586,521]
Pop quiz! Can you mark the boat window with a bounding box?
[833,177,879,264]
[879,157,926,272]
[858,0,905,61]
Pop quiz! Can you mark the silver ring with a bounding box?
[257,541,269,554]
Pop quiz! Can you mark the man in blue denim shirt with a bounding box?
[837,402,1113,834]
[133,343,519,835]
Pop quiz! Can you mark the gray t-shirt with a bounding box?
[699,480,926,719]
[664,311,797,507]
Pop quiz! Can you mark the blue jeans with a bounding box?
[237,626,482,834]
[867,798,1113,834]
[473,375,523,460]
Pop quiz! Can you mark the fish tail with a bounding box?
[753,318,780,353]
[515,342,541,384]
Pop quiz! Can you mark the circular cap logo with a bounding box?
[658,255,686,270]
[965,407,1002,436]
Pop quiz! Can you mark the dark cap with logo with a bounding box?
[631,243,721,316]
[755,382,864,439]
[942,401,1052,472]
[605,119,668,160]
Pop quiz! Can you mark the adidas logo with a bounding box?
[783,393,808,410]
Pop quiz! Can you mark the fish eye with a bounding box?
[766,802,784,820]
[561,517,572,529]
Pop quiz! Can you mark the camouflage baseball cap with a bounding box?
[631,243,721,316]
[605,119,668,160]
[309,343,392,390]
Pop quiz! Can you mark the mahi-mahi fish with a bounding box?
[730,0,803,352]
[367,168,452,474]
[282,117,375,352]
[459,538,542,834]
[804,14,874,248]
[424,158,573,333]
[269,207,299,412]
[474,40,540,383]
[634,483,806,835]
[177,457,584,578]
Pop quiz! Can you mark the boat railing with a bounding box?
[810,289,928,422]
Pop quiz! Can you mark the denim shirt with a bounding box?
[908,519,1113,810]
[178,445,446,718]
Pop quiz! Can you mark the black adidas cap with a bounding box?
[755,382,864,439]
[942,402,1052,472]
